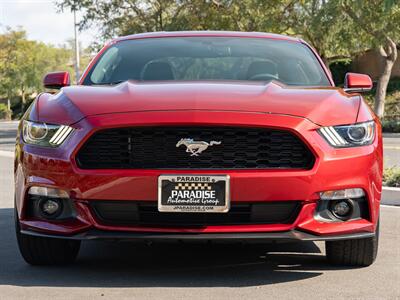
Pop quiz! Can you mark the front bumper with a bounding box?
[15,111,383,239]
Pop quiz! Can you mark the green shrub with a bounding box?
[382,120,400,132]
[387,77,400,93]
[383,167,400,187]
[0,103,12,120]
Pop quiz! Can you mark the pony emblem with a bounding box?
[176,138,221,156]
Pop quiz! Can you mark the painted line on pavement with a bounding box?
[383,146,400,150]
[381,204,400,208]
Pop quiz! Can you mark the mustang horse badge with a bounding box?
[176,138,221,156]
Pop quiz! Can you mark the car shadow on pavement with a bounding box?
[0,207,352,288]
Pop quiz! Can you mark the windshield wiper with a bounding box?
[91,80,126,86]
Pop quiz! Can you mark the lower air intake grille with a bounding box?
[91,201,302,227]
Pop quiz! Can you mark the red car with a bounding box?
[15,31,382,266]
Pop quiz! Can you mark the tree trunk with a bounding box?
[6,90,11,120]
[21,85,26,113]
[374,38,398,118]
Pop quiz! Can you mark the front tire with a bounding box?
[326,223,379,267]
[15,209,80,266]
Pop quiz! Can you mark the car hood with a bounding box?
[37,81,360,126]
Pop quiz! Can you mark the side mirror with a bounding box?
[344,72,373,93]
[43,72,71,89]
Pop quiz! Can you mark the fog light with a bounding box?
[330,200,353,220]
[38,198,63,218]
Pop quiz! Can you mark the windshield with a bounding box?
[83,37,331,86]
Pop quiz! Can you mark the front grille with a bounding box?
[76,126,314,169]
[91,201,302,227]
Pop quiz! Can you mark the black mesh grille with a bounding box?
[76,126,314,169]
[91,201,302,227]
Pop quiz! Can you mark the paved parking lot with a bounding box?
[383,133,400,168]
[0,121,399,299]
[0,121,17,152]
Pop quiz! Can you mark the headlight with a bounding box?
[22,120,74,147]
[318,121,375,147]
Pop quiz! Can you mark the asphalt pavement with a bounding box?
[0,121,17,152]
[0,121,399,299]
[383,133,400,168]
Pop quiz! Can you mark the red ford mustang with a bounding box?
[15,31,382,266]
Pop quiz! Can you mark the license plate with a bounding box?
[158,175,230,213]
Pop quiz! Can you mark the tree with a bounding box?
[59,0,184,39]
[57,0,360,69]
[261,0,366,67]
[0,29,26,111]
[0,28,86,116]
[187,0,286,32]
[57,0,288,40]
[340,0,400,118]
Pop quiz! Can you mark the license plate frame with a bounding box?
[158,175,230,213]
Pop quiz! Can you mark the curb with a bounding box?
[383,186,400,191]
[0,150,14,158]
[0,120,19,124]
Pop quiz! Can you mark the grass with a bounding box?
[0,103,11,120]
[383,167,400,187]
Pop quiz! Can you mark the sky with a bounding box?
[0,0,97,47]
